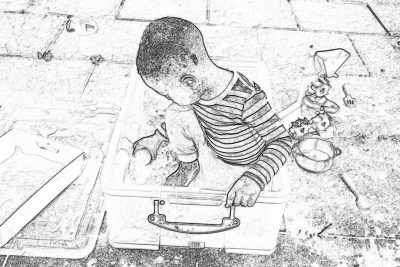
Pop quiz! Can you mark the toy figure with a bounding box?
[289,110,334,140]
[288,118,317,140]
[301,74,340,119]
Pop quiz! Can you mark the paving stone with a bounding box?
[312,75,400,138]
[0,57,91,97]
[257,29,369,111]
[369,4,400,35]
[370,78,400,119]
[0,13,65,56]
[349,34,400,78]
[284,74,400,241]
[199,25,261,61]
[258,30,369,78]
[50,19,147,63]
[0,57,91,123]
[118,0,207,23]
[291,0,385,34]
[209,0,298,29]
[0,0,30,12]
[28,0,122,18]
[0,57,130,126]
[83,62,133,102]
[332,76,400,142]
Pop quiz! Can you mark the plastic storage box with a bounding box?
[0,129,85,248]
[102,59,290,255]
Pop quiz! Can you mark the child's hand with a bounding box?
[225,175,261,208]
[132,129,168,164]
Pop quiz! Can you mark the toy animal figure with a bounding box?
[301,74,340,119]
[289,118,317,140]
[289,109,335,140]
[310,110,332,133]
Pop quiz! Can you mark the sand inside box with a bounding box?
[122,86,181,185]
[0,147,63,225]
[125,142,179,185]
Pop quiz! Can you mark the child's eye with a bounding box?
[184,78,195,85]
[181,75,196,86]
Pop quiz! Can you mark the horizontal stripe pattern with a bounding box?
[193,73,292,190]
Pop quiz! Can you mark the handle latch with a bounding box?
[148,200,240,234]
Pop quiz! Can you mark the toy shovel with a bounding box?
[342,84,355,108]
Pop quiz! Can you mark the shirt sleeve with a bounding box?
[240,89,293,190]
[165,105,198,163]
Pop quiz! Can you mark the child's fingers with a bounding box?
[225,190,235,208]
[247,197,256,207]
[240,196,248,207]
[233,194,242,206]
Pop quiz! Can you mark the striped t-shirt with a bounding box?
[192,71,292,190]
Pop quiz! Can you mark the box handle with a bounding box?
[147,200,240,234]
[168,194,224,206]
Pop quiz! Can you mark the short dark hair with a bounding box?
[136,17,205,80]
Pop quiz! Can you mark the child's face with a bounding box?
[145,73,203,106]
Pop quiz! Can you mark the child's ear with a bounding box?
[180,74,197,87]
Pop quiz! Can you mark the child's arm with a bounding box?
[226,89,293,207]
[242,90,292,188]
[132,122,168,163]
[164,160,199,187]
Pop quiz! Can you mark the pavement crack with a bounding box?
[317,223,333,238]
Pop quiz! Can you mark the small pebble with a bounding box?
[153,256,164,264]
[87,259,97,267]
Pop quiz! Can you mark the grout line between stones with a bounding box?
[0,53,135,65]
[366,3,391,36]
[206,0,210,23]
[0,8,391,38]
[346,33,372,77]
[286,0,302,30]
[114,0,126,20]
[43,17,69,53]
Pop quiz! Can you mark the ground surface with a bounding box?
[1,0,400,266]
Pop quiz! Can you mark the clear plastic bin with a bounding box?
[102,59,290,255]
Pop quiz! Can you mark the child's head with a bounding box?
[309,74,331,97]
[136,17,211,105]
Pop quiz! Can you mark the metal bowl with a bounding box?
[292,138,341,173]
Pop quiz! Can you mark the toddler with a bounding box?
[134,17,293,207]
